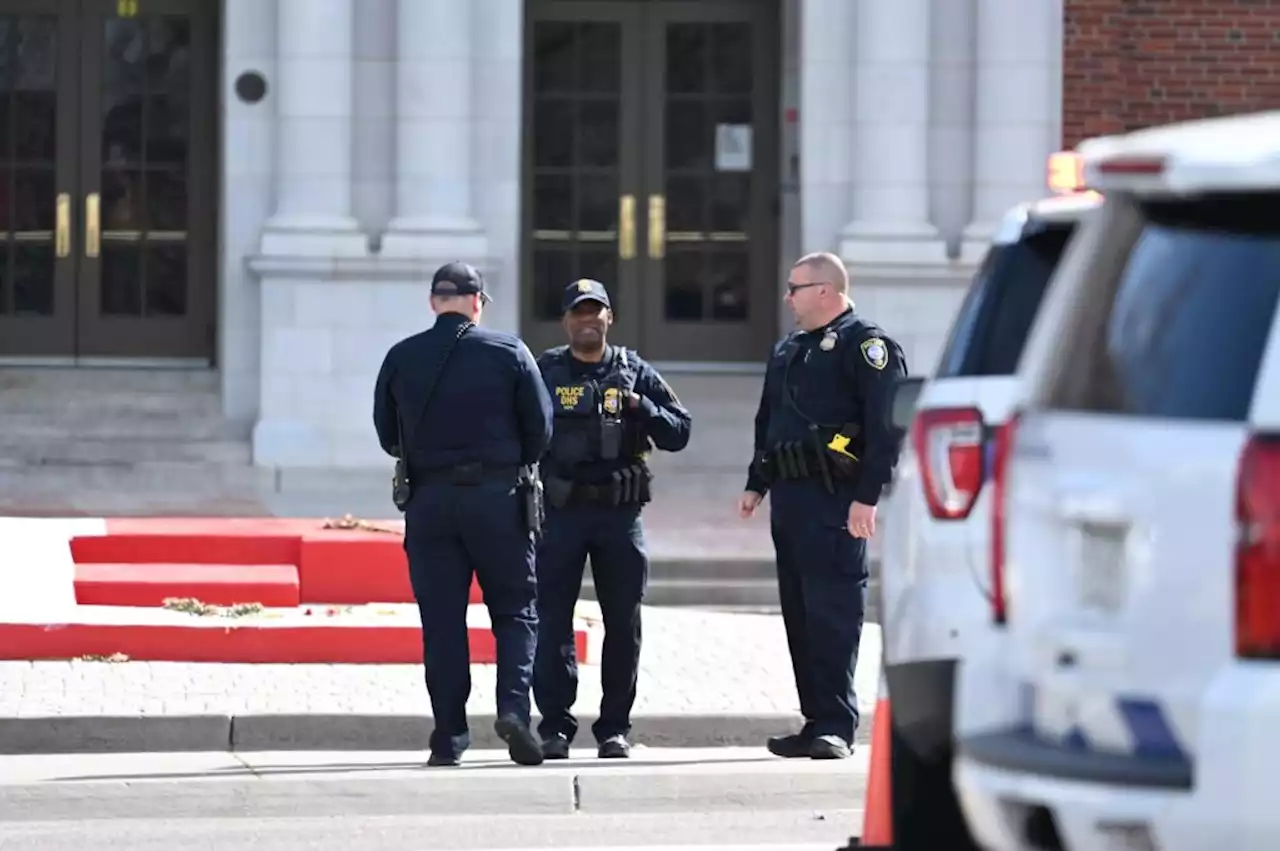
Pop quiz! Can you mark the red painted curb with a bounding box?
[0,621,591,665]
[74,563,301,608]
[73,519,484,605]
[0,621,485,664]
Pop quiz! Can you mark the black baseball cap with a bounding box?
[563,278,611,312]
[431,261,491,303]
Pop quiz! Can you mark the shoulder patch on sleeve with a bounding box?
[860,337,889,370]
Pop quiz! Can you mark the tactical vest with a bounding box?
[542,347,646,480]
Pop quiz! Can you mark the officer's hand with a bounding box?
[739,490,764,519]
[847,501,876,538]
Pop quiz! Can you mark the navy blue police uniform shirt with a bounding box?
[538,344,692,482]
[747,306,907,506]
[374,312,554,470]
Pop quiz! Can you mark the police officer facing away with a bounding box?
[533,279,692,759]
[373,261,555,768]
[739,251,907,760]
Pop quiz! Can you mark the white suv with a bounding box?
[878,178,1100,846]
[953,110,1280,851]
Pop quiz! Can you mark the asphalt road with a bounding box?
[0,749,866,851]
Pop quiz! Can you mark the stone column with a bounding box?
[929,0,977,260]
[840,0,945,267]
[381,0,489,258]
[468,0,522,331]
[260,0,365,256]
[961,0,1063,255]
[797,0,854,258]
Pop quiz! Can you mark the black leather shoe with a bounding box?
[426,751,461,767]
[809,735,852,760]
[494,714,545,766]
[542,734,571,760]
[766,733,813,758]
[597,735,631,758]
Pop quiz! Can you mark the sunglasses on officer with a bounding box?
[785,280,827,296]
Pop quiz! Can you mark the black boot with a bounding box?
[766,732,813,758]
[597,735,632,758]
[542,734,571,760]
[809,734,852,759]
[494,714,545,766]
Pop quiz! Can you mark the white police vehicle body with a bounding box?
[953,110,1280,851]
[876,158,1100,843]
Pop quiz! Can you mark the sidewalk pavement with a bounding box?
[0,608,882,755]
[0,747,871,820]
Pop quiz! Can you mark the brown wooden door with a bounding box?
[521,0,780,363]
[0,0,215,361]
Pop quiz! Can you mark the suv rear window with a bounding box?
[936,222,1075,378]
[1049,192,1280,421]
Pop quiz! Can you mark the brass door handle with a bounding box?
[618,194,635,259]
[648,194,665,259]
[55,193,70,258]
[85,193,100,258]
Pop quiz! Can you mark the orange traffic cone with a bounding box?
[859,673,894,848]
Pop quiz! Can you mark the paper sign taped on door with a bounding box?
[715,124,753,172]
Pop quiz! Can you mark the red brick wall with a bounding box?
[1063,0,1280,148]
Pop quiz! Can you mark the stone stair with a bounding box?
[0,368,251,468]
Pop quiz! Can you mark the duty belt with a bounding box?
[411,463,521,486]
[768,441,825,481]
[545,463,652,508]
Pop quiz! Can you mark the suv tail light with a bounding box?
[1235,434,1280,659]
[988,413,1020,626]
[912,407,985,521]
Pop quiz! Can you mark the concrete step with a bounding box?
[0,412,245,442]
[583,560,875,621]
[0,437,252,467]
[0,368,225,423]
[0,367,218,394]
[584,577,779,608]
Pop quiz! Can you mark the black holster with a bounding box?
[516,466,544,538]
[392,457,412,511]
[821,422,863,483]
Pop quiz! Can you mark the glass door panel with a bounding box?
[522,1,644,356]
[0,0,77,358]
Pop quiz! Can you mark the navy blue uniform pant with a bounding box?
[404,482,539,757]
[769,478,869,745]
[533,502,648,744]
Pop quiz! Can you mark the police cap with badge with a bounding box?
[563,278,611,312]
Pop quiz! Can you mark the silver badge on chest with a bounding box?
[820,331,837,352]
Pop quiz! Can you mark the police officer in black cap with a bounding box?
[739,251,907,760]
[373,261,554,768]
[532,278,691,759]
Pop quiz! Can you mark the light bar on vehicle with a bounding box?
[1047,151,1084,194]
